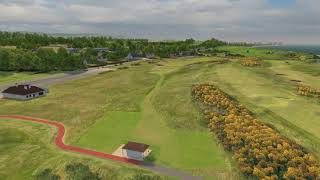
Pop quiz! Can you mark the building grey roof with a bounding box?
[122,141,149,152]
[93,48,109,52]
[2,84,45,95]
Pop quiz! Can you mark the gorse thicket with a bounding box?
[241,58,261,67]
[192,84,320,179]
[297,85,320,98]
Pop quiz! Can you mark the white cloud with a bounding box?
[0,0,319,44]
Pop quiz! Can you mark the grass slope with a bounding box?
[0,71,63,85]
[200,61,320,157]
[0,59,238,179]
[0,119,165,180]
[2,56,318,179]
[216,46,310,60]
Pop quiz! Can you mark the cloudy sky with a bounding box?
[0,0,319,44]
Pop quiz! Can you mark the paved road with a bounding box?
[140,162,203,180]
[0,67,112,99]
[0,67,113,92]
[0,115,203,180]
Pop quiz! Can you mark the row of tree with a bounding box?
[0,31,231,60]
[0,48,85,71]
[192,84,320,179]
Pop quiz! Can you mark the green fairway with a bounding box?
[216,46,311,60]
[201,61,320,157]
[266,60,320,88]
[76,111,142,152]
[0,71,63,85]
[1,55,319,179]
[0,59,238,179]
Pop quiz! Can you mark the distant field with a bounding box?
[216,45,311,60]
[0,71,63,85]
[1,54,320,179]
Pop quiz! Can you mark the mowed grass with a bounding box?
[0,65,158,143]
[0,119,162,180]
[3,56,317,179]
[0,71,63,85]
[73,59,236,179]
[266,60,320,89]
[0,59,237,179]
[76,111,142,152]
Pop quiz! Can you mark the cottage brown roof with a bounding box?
[2,84,45,95]
[122,141,149,152]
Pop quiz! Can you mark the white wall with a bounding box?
[2,91,46,100]
[122,149,144,160]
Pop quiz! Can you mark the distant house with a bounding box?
[126,53,141,61]
[146,53,156,59]
[178,51,194,57]
[122,141,151,160]
[93,48,110,52]
[1,84,48,100]
[67,48,82,54]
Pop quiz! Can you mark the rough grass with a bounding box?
[290,62,320,76]
[0,71,63,85]
[72,59,236,179]
[3,56,318,179]
[0,65,158,143]
[199,61,320,158]
[0,119,165,180]
[266,60,320,89]
[0,59,237,179]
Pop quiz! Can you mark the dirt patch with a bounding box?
[186,60,220,66]
[291,79,303,83]
[276,73,286,76]
[98,70,114,75]
[118,66,129,70]
[131,62,141,66]
[156,64,164,66]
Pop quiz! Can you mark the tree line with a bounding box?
[192,84,320,179]
[0,31,228,61]
[0,48,85,71]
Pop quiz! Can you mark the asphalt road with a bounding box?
[0,67,112,92]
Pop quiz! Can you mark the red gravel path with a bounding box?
[0,115,141,165]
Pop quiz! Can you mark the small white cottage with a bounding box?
[122,141,151,160]
[1,84,47,100]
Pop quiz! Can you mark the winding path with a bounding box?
[0,115,141,165]
[0,115,203,180]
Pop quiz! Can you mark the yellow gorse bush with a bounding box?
[241,58,261,67]
[192,84,320,179]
